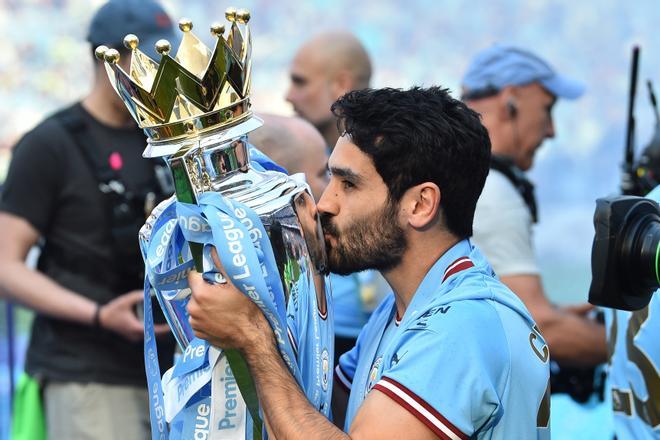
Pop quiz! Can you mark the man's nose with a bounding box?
[316,183,338,217]
[285,85,295,104]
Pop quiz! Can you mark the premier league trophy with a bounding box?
[96,8,333,439]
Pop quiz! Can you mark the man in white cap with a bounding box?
[462,45,607,367]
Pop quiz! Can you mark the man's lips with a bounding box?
[323,232,336,247]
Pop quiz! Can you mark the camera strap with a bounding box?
[54,106,174,291]
[490,155,538,223]
[55,108,126,201]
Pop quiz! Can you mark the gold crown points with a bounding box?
[99,7,253,143]
[94,45,109,61]
[124,34,139,50]
[104,48,120,64]
[210,23,225,37]
[155,39,171,56]
[179,18,193,32]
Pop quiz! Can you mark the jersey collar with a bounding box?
[399,239,475,326]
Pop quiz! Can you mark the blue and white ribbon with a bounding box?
[140,185,332,439]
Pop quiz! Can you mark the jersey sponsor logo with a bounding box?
[412,305,452,329]
[367,356,383,392]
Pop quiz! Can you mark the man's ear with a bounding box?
[402,183,441,229]
[497,86,518,122]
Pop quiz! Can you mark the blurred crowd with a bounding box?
[1,0,660,439]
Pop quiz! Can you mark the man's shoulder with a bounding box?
[14,104,80,155]
[386,298,511,389]
[479,169,525,206]
[406,295,504,338]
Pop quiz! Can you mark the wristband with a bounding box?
[93,303,102,329]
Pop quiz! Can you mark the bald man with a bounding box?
[250,114,329,201]
[286,31,372,149]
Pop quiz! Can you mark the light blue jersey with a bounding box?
[605,186,660,439]
[331,271,390,338]
[606,296,660,439]
[336,240,551,439]
[331,274,370,338]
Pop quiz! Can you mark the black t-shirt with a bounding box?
[0,102,174,385]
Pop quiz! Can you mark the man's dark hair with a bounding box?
[331,86,491,238]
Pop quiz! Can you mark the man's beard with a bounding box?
[320,198,407,275]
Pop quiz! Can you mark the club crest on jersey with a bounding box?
[321,349,330,391]
[367,356,383,392]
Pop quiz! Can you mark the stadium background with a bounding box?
[1,0,659,438]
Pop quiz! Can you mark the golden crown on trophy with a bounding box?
[95,7,253,143]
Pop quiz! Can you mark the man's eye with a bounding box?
[342,180,355,190]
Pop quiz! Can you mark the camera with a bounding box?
[589,45,660,312]
[588,195,660,311]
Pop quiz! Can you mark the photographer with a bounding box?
[462,45,607,367]
[0,1,175,438]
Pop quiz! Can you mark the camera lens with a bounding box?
[589,196,660,311]
[619,200,660,294]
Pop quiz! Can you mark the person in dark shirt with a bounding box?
[0,1,177,438]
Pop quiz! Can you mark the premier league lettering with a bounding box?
[218,365,239,431]
[194,403,211,440]
[218,213,251,280]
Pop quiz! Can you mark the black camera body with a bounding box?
[589,195,660,311]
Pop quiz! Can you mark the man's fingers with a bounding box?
[209,247,232,285]
[563,303,595,316]
[210,247,223,272]
[126,316,145,332]
[122,290,145,305]
[187,270,204,290]
[153,324,171,335]
[187,295,201,317]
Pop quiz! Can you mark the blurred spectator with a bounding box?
[250,113,329,201]
[286,31,372,149]
[462,45,607,367]
[0,1,176,438]
[285,31,386,373]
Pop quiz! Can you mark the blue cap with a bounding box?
[87,0,178,60]
[462,44,585,100]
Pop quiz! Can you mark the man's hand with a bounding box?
[187,248,271,351]
[98,290,169,342]
[560,303,596,317]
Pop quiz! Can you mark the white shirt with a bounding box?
[472,169,540,276]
